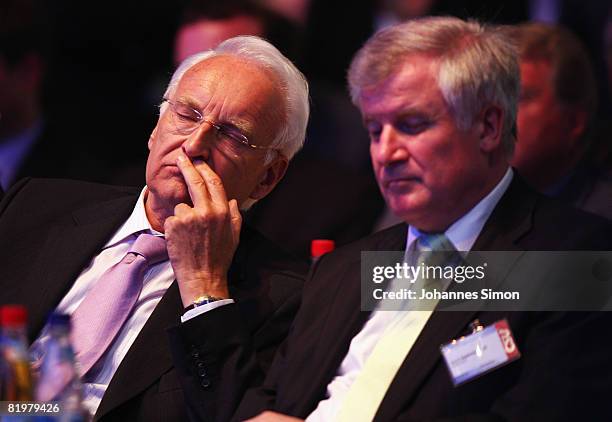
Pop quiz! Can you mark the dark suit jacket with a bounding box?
[235,177,612,422]
[0,178,307,422]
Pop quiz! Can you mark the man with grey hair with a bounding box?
[236,17,612,421]
[0,35,309,421]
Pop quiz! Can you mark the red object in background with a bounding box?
[311,239,335,259]
[0,305,27,328]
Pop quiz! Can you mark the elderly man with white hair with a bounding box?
[0,35,309,422]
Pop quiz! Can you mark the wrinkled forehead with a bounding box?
[179,55,276,91]
[358,56,444,115]
[176,55,285,144]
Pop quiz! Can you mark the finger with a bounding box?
[173,202,192,216]
[176,154,210,207]
[163,215,177,235]
[228,199,242,241]
[191,157,229,205]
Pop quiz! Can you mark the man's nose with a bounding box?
[182,121,214,159]
[374,125,408,165]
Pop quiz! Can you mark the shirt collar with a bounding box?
[103,186,163,249]
[406,168,514,252]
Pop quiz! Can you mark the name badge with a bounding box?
[440,319,520,386]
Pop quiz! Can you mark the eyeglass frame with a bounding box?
[162,98,278,151]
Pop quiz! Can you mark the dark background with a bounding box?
[17,0,609,183]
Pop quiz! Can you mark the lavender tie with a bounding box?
[71,233,167,376]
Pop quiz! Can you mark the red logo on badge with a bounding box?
[495,320,521,359]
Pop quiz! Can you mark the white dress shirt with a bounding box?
[306,168,514,421]
[32,187,233,416]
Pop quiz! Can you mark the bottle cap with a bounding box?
[311,239,335,258]
[0,305,27,327]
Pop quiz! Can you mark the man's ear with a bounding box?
[249,155,289,201]
[478,105,504,153]
[148,126,159,150]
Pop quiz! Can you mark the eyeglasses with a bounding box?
[162,98,275,150]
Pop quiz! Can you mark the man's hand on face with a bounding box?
[244,411,304,422]
[164,152,242,306]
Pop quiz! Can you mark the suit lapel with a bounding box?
[373,176,537,421]
[25,195,138,340]
[470,175,537,252]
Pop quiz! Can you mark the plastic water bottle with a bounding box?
[310,239,335,263]
[0,305,33,401]
[34,313,86,421]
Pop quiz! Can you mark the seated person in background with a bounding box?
[174,0,299,64]
[507,22,612,219]
[0,0,103,189]
[235,17,612,422]
[0,35,309,422]
[0,0,45,190]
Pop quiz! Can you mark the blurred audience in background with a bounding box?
[601,10,612,171]
[0,0,101,190]
[506,23,612,219]
[2,0,611,237]
[301,0,611,112]
[260,0,311,26]
[174,0,300,65]
[607,12,612,95]
[43,0,181,178]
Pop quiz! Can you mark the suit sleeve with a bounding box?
[232,256,329,421]
[166,281,302,422]
[230,327,292,421]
